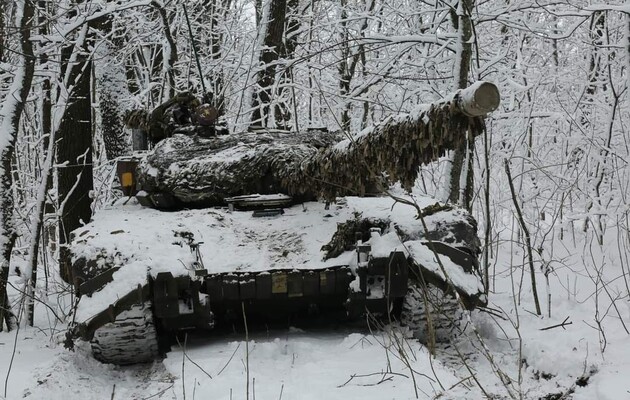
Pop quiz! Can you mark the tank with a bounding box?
[65,82,500,365]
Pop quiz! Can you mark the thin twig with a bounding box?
[505,159,542,315]
[182,352,213,380]
[540,316,573,331]
[242,302,249,400]
[3,296,25,398]
[217,343,241,376]
[175,334,187,400]
[140,384,175,400]
[278,383,284,400]
[337,371,409,388]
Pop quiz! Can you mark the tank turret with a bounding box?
[134,81,499,209]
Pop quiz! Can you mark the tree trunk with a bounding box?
[582,11,606,238]
[0,0,35,330]
[626,14,629,90]
[586,11,605,99]
[57,44,94,283]
[39,1,52,149]
[24,0,54,327]
[446,0,475,210]
[250,0,288,128]
[97,60,129,160]
[273,0,299,130]
[152,1,177,100]
[93,13,130,160]
[338,0,376,132]
[0,267,12,331]
[255,0,262,27]
[0,1,5,61]
[201,0,230,113]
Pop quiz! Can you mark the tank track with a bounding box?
[400,283,463,344]
[90,303,160,365]
[399,283,480,369]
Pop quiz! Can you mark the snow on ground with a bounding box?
[161,329,470,400]
[2,204,630,399]
[2,296,630,400]
[0,327,175,400]
[1,322,476,400]
[2,273,630,400]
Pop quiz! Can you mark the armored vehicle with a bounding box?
[66,82,499,365]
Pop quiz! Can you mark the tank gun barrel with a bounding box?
[283,81,500,201]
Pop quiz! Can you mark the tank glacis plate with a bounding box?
[71,195,482,322]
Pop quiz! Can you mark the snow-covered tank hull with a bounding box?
[66,196,485,365]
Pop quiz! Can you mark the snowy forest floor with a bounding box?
[2,235,630,400]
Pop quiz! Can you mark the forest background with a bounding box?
[0,0,629,399]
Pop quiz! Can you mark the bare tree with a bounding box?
[0,0,35,331]
[152,0,178,100]
[250,0,296,128]
[57,17,94,283]
[93,11,130,160]
[201,0,231,113]
[337,0,376,132]
[445,0,475,210]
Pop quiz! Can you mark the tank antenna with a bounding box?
[183,4,208,97]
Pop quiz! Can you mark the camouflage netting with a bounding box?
[283,101,485,202]
[321,203,481,260]
[321,216,390,259]
[138,129,345,206]
[137,83,495,208]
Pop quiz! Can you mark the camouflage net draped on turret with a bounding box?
[138,129,345,206]
[137,82,498,207]
[282,100,485,202]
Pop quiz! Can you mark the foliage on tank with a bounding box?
[136,82,499,209]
